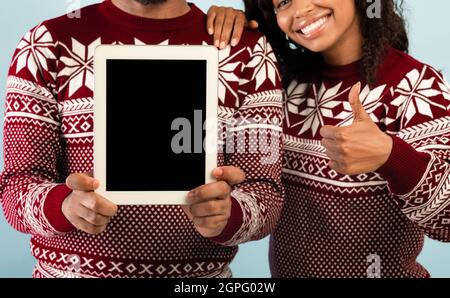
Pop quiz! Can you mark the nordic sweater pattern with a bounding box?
[272,46,450,278]
[0,1,284,278]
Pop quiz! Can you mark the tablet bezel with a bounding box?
[94,45,218,205]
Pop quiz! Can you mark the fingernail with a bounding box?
[214,168,223,177]
[214,40,219,47]
[187,191,195,201]
[220,41,226,49]
[231,39,237,47]
[208,28,213,35]
[92,179,100,188]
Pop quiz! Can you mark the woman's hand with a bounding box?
[206,5,259,49]
[320,83,393,175]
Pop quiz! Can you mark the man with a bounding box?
[0,0,284,278]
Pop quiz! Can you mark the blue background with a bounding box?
[0,0,449,277]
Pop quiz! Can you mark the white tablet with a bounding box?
[94,45,218,205]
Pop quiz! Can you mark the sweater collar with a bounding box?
[321,59,362,79]
[320,46,398,81]
[99,0,204,32]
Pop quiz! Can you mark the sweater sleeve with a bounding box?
[377,65,450,242]
[0,24,75,238]
[210,35,285,246]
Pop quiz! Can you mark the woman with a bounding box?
[206,0,450,277]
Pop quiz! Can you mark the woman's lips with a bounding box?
[294,14,331,39]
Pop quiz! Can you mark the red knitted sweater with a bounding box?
[272,46,450,277]
[0,1,284,278]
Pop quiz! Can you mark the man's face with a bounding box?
[134,0,167,5]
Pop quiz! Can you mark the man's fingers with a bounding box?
[181,205,194,220]
[212,166,245,185]
[192,215,228,230]
[72,217,107,235]
[66,173,99,191]
[74,203,110,226]
[188,181,231,204]
[190,200,228,218]
[80,193,118,217]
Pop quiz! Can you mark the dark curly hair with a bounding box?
[244,0,409,86]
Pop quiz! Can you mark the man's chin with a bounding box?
[134,0,167,5]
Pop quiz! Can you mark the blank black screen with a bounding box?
[106,59,206,191]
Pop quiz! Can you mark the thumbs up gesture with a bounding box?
[319,83,393,175]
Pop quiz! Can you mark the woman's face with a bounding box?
[273,0,360,55]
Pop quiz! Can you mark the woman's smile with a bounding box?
[293,12,331,40]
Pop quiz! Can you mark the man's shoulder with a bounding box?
[237,29,269,50]
[226,30,276,69]
[40,3,101,38]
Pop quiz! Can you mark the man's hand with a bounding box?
[206,5,259,49]
[320,83,393,175]
[182,166,246,238]
[62,173,118,235]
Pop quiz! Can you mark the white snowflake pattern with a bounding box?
[285,81,308,128]
[58,37,101,97]
[201,41,245,106]
[12,24,56,81]
[246,36,280,91]
[285,81,386,136]
[218,46,245,106]
[287,82,351,136]
[58,37,167,97]
[336,84,386,126]
[131,38,168,45]
[438,74,450,102]
[428,66,450,103]
[391,67,447,126]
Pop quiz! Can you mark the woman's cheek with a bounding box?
[312,0,331,7]
[276,14,291,36]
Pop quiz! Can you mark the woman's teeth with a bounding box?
[300,16,329,35]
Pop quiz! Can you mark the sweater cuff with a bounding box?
[376,135,431,195]
[208,195,243,244]
[43,184,75,233]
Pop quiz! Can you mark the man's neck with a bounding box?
[111,0,190,19]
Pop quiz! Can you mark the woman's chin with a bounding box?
[290,35,332,53]
[296,42,329,54]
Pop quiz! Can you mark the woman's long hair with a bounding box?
[244,0,409,86]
